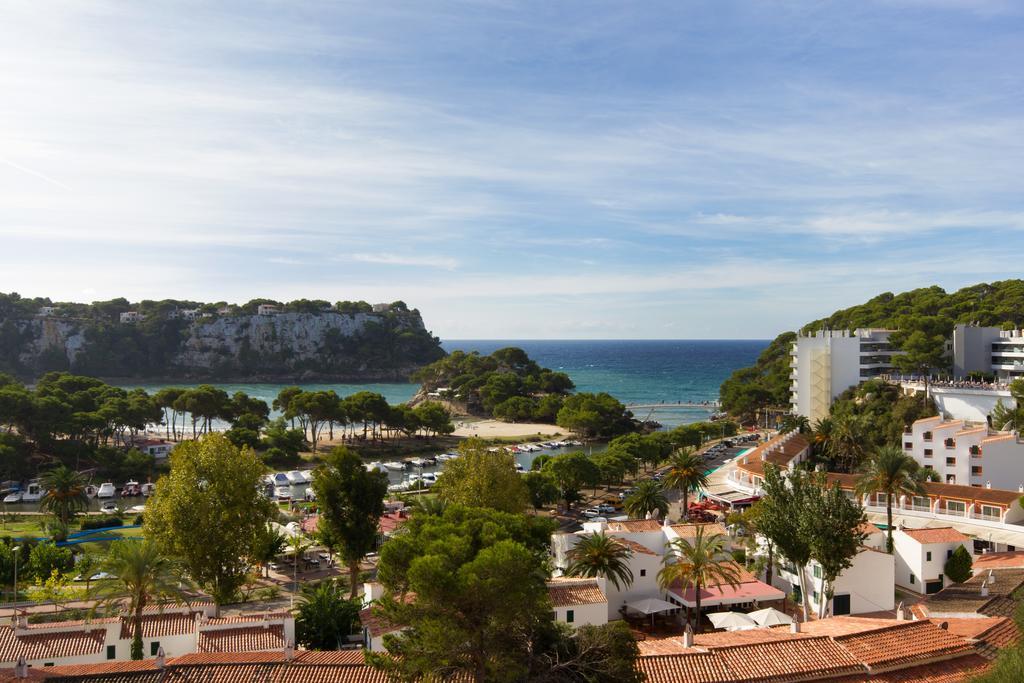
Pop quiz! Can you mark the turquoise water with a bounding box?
[121,340,767,429]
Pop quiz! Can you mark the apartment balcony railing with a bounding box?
[907,504,932,513]
[936,506,967,518]
[974,512,1003,523]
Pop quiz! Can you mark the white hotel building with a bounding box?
[789,329,902,423]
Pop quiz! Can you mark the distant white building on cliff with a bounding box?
[789,329,902,422]
[119,311,145,323]
[257,304,281,316]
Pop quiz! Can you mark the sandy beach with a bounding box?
[453,419,567,439]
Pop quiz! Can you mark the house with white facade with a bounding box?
[724,431,812,497]
[133,439,174,460]
[770,545,895,617]
[552,520,781,625]
[891,526,972,595]
[547,577,609,628]
[904,415,1024,488]
[36,306,57,317]
[118,311,145,324]
[0,606,293,670]
[257,304,280,316]
[790,329,902,422]
[953,324,1024,381]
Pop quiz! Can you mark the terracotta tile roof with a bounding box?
[859,522,882,535]
[914,416,944,425]
[922,568,1024,616]
[546,578,607,607]
[204,613,290,626]
[669,523,728,539]
[931,421,964,432]
[358,604,401,639]
[616,537,658,555]
[826,473,1023,506]
[925,616,1003,641]
[197,625,286,653]
[865,654,991,682]
[973,616,1022,658]
[119,612,197,639]
[973,551,1024,570]
[713,636,864,681]
[954,426,987,437]
[637,652,731,683]
[606,519,663,532]
[899,527,970,544]
[0,627,106,663]
[831,619,974,670]
[982,433,1018,444]
[794,616,903,637]
[30,660,162,677]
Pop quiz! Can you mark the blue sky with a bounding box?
[1,1,1022,339]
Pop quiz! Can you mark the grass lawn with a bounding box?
[74,526,144,552]
[0,519,50,537]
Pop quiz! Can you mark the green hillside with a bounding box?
[720,280,1024,419]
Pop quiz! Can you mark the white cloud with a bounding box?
[349,253,459,270]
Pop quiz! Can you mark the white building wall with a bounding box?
[790,329,900,422]
[891,532,970,594]
[772,548,894,616]
[554,601,608,628]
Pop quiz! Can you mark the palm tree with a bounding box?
[780,414,810,434]
[662,448,708,520]
[812,417,834,458]
[856,445,926,553]
[564,532,634,590]
[252,525,286,578]
[91,540,193,660]
[39,466,89,527]
[624,480,668,520]
[828,414,867,472]
[658,526,742,632]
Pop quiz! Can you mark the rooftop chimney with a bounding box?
[989,571,996,585]
[895,601,905,621]
[285,641,295,662]
[155,647,166,669]
[986,481,992,489]
[682,624,694,647]
[981,584,989,597]
[14,656,27,679]
[939,621,949,630]
[790,619,801,634]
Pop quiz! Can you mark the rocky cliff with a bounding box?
[0,308,444,381]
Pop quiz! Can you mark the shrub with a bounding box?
[79,516,123,531]
[945,545,973,584]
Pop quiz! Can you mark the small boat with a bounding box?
[122,481,141,497]
[270,473,290,487]
[22,481,46,502]
[285,471,305,485]
[274,486,292,500]
[304,488,317,501]
[387,482,409,493]
[406,457,427,468]
[420,456,437,466]
[84,485,98,499]
[366,461,386,473]
[3,491,22,504]
[96,483,116,499]
[299,470,314,483]
[141,483,156,497]
[514,463,524,472]
[435,453,457,462]
[128,505,146,514]
[100,500,118,513]
[421,472,437,483]
[384,461,406,471]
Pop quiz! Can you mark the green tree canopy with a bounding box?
[144,433,274,611]
[433,440,528,513]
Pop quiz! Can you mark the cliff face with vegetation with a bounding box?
[0,294,444,380]
[720,280,1024,419]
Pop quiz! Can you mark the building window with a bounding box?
[924,449,933,457]
[566,610,574,624]
[813,565,822,578]
[912,496,929,509]
[926,551,932,561]
[947,549,953,560]
[981,504,1002,519]
[945,438,955,448]
[910,574,915,585]
[904,442,912,450]
[876,493,888,506]
[972,466,983,476]
[107,645,116,660]
[639,569,646,577]
[812,590,819,601]
[923,432,933,442]
[970,445,982,456]
[946,457,956,466]
[945,500,966,515]
[151,641,160,656]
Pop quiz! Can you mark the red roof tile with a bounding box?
[0,627,105,663]
[866,654,991,682]
[547,578,607,607]
[197,625,286,653]
[607,519,663,532]
[831,619,973,670]
[973,551,1024,570]
[899,527,970,544]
